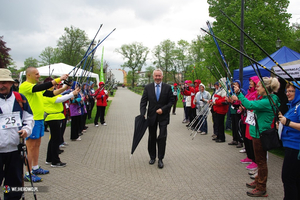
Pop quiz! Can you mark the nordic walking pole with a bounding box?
[192,106,211,140]
[200,28,300,91]
[207,21,233,81]
[18,133,37,200]
[220,9,300,87]
[70,24,103,76]
[69,28,116,76]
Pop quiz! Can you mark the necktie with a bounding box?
[156,84,160,101]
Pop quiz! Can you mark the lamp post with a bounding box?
[276,38,282,49]
[239,0,245,88]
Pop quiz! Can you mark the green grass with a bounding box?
[85,100,112,125]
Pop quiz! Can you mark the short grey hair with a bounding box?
[153,68,163,76]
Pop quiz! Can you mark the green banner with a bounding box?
[100,46,105,82]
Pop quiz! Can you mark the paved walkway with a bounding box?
[24,87,284,200]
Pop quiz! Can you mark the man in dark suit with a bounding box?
[140,69,175,169]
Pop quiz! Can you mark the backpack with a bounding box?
[13,91,26,110]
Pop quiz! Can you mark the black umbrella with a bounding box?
[131,115,148,157]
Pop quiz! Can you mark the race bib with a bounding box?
[245,110,256,126]
[173,92,177,96]
[0,112,22,129]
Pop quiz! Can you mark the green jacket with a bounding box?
[237,93,280,139]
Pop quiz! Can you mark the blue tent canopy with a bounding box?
[233,46,300,91]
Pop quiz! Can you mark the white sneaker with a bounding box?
[76,137,82,141]
[59,144,66,148]
[45,161,51,165]
[250,173,258,180]
[95,124,99,127]
[102,123,107,126]
[239,148,246,153]
[200,132,207,135]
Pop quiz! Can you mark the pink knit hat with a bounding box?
[249,76,260,85]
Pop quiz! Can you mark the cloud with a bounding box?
[1,0,298,70]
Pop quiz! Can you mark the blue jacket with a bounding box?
[281,82,300,150]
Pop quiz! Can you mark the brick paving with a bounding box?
[23,87,284,199]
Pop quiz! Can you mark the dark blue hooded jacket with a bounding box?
[281,81,300,150]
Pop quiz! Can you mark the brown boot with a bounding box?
[246,189,267,197]
[246,181,256,189]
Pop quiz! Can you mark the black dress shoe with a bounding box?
[215,139,225,143]
[158,160,164,169]
[212,138,217,140]
[58,149,64,154]
[149,159,155,165]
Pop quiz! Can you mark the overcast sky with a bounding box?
[1,0,300,71]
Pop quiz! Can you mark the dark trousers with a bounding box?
[212,111,218,135]
[94,106,106,125]
[70,115,81,140]
[148,121,167,160]
[80,113,87,132]
[241,123,256,162]
[225,108,231,130]
[60,116,68,145]
[215,113,225,140]
[231,114,242,142]
[198,115,208,133]
[189,108,196,126]
[282,147,300,200]
[185,107,190,121]
[0,151,23,200]
[46,120,61,164]
[88,99,95,119]
[172,98,177,114]
[253,138,268,191]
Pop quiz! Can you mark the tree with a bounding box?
[39,46,60,66]
[115,42,149,88]
[287,22,300,53]
[0,36,12,68]
[171,40,193,83]
[188,36,215,85]
[145,66,155,84]
[20,57,39,71]
[57,26,90,66]
[205,0,292,75]
[153,39,176,83]
[7,64,18,78]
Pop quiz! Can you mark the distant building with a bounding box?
[137,71,153,86]
[109,69,127,84]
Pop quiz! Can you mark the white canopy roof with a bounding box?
[19,63,99,86]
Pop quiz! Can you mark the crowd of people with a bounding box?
[0,67,109,199]
[176,76,300,198]
[1,65,300,199]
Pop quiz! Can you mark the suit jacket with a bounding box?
[140,82,175,126]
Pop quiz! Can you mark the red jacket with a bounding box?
[94,88,108,106]
[212,94,229,115]
[183,87,196,108]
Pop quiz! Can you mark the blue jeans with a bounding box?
[199,115,208,133]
